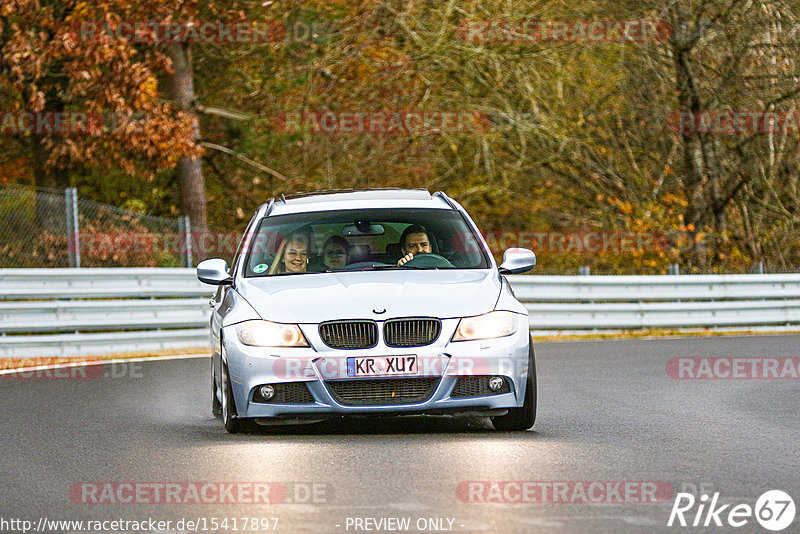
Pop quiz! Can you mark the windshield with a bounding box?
[243,208,490,277]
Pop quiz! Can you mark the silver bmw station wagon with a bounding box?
[197,189,537,433]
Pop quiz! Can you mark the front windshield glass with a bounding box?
[243,208,490,277]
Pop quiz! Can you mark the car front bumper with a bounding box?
[223,316,531,419]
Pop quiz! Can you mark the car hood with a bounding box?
[237,270,501,324]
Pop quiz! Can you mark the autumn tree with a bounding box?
[0,0,203,228]
[4,0,800,272]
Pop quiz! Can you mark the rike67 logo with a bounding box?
[668,490,795,531]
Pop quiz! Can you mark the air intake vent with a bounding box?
[384,318,441,347]
[450,376,511,398]
[319,320,378,349]
[326,378,439,406]
[252,382,315,404]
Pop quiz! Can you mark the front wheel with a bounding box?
[221,360,249,434]
[491,339,537,431]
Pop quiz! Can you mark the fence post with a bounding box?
[181,215,193,268]
[65,187,80,268]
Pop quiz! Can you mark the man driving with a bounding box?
[397,224,432,266]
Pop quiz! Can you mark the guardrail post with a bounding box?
[669,263,680,275]
[579,266,590,276]
[65,187,80,268]
[752,262,764,274]
[181,215,193,268]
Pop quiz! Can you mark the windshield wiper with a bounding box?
[345,264,439,271]
[350,264,405,271]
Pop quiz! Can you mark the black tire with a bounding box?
[491,338,537,431]
[221,361,249,434]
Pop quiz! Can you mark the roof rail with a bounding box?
[264,197,275,217]
[280,187,430,201]
[433,191,458,210]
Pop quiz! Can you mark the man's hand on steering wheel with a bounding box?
[398,252,415,266]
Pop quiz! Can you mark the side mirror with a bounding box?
[498,248,536,275]
[197,258,233,285]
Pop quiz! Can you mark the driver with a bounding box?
[397,224,432,266]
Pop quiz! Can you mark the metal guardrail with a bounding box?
[510,274,800,330]
[0,269,211,358]
[0,299,209,333]
[509,274,800,301]
[0,330,208,359]
[0,268,210,299]
[1,270,799,358]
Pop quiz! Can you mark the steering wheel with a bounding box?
[402,253,454,268]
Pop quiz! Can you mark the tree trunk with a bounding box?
[30,133,69,233]
[674,44,708,269]
[24,81,69,232]
[166,42,207,231]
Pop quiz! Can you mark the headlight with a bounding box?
[235,320,309,347]
[452,311,518,341]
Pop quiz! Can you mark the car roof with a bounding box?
[260,188,457,216]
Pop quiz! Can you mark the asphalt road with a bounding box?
[1,335,799,534]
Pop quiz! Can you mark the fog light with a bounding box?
[259,385,275,400]
[488,376,505,391]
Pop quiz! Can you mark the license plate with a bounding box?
[346,355,418,377]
